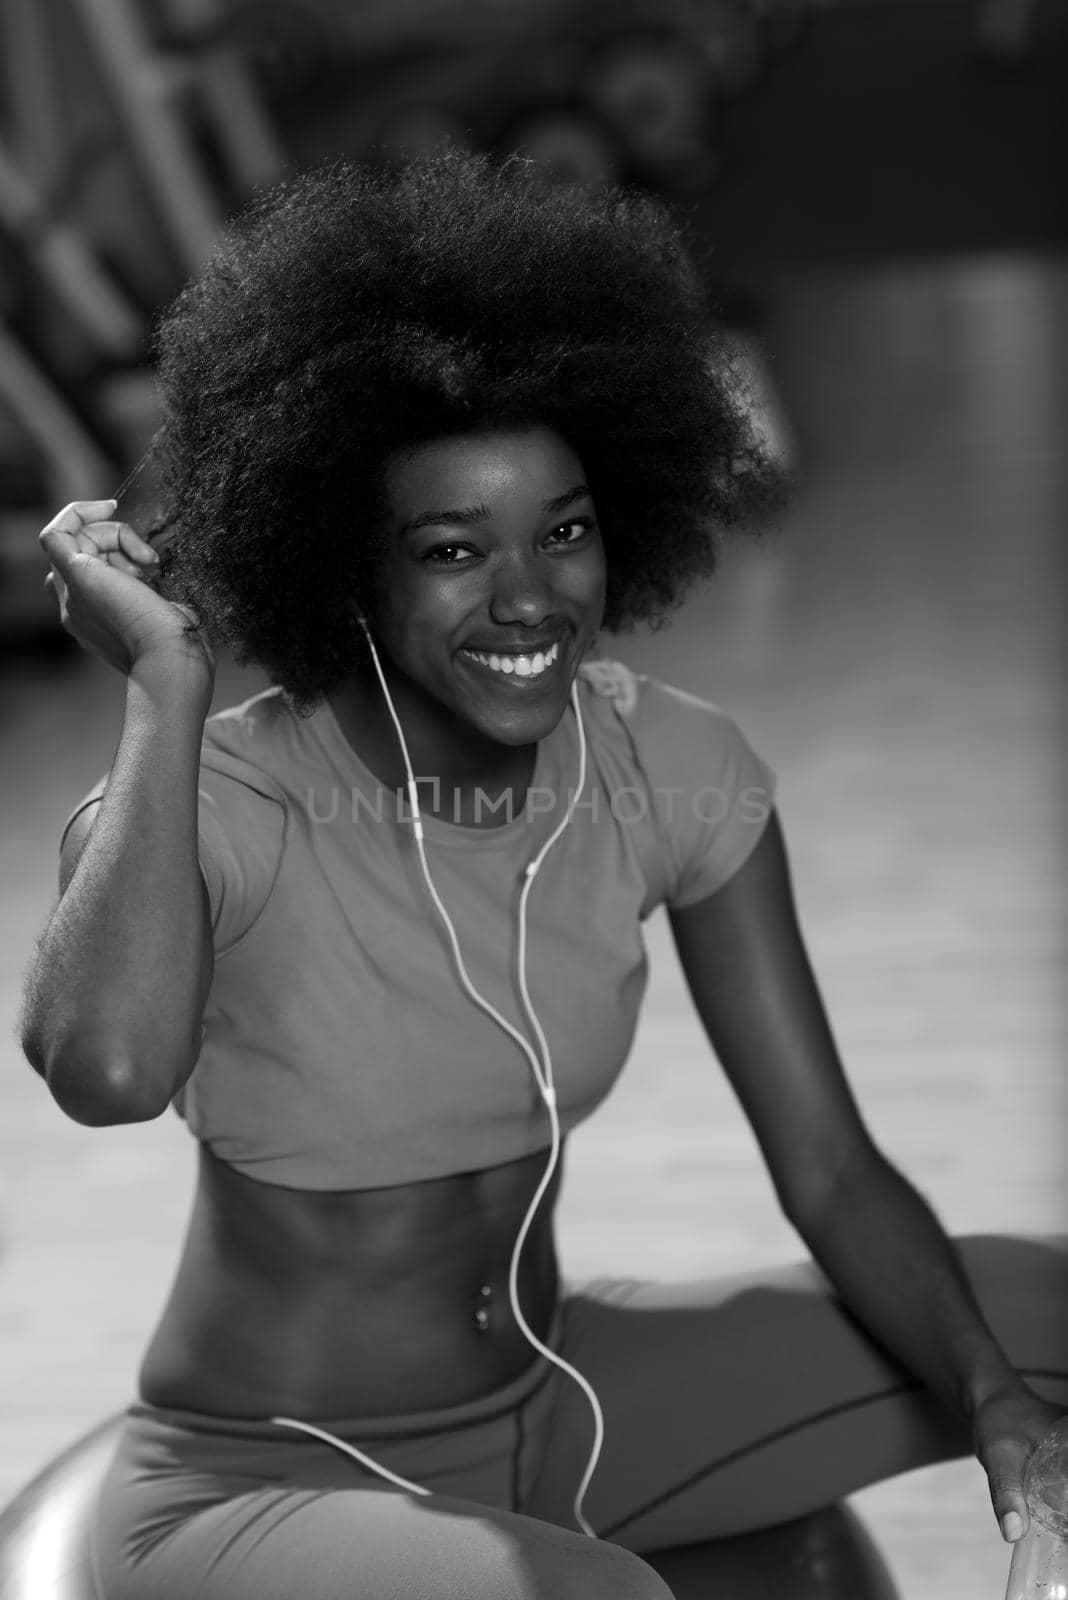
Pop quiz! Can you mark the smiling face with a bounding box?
[362,425,607,765]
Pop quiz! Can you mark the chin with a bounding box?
[448,651,578,742]
[475,694,571,747]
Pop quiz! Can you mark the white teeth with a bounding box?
[463,640,560,679]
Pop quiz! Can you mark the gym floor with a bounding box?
[1,251,1064,1598]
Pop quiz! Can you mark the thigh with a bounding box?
[91,1416,672,1600]
[529,1234,1068,1550]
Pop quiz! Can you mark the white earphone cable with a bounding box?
[274,623,604,1538]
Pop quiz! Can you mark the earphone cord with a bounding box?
[273,626,604,1539]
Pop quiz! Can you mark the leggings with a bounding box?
[90,1235,1068,1600]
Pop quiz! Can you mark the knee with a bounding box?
[526,1539,675,1600]
[588,1544,676,1600]
[464,1527,674,1600]
[954,1235,1068,1384]
[638,1503,900,1600]
[955,1233,1068,1293]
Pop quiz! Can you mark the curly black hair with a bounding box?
[149,149,784,713]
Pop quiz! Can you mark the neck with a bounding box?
[327,674,538,826]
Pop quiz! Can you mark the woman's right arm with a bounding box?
[19,501,218,1126]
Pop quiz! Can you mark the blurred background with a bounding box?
[1,1,1065,1596]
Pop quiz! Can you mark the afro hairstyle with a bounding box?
[148,148,785,713]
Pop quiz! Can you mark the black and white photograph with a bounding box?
[1,2,1065,1596]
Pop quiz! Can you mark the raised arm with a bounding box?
[19,501,217,1126]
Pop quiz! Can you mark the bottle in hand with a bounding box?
[1005,1420,1068,1600]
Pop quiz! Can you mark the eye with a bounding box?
[420,543,477,566]
[418,519,596,565]
[546,518,596,546]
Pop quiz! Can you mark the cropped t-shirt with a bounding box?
[60,660,775,1191]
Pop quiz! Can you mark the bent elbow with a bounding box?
[43,1049,178,1127]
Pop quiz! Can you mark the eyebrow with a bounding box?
[400,484,592,537]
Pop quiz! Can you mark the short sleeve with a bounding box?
[195,750,287,953]
[658,696,776,908]
[59,775,109,848]
[59,748,286,956]
[581,662,776,910]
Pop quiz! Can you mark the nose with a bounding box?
[487,553,555,628]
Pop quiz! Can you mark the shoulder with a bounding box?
[57,688,290,850]
[576,656,643,716]
[576,656,768,778]
[200,686,291,808]
[198,690,295,950]
[576,655,777,909]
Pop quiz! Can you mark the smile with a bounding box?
[459,640,561,680]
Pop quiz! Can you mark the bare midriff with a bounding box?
[138,1139,563,1418]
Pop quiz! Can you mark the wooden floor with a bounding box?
[1,252,1064,1598]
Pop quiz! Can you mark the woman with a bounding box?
[21,152,1067,1599]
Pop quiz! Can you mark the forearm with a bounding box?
[21,659,212,1122]
[793,1146,1021,1420]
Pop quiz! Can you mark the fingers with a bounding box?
[39,499,119,570]
[39,499,118,540]
[115,520,160,569]
[983,1422,1046,1542]
[974,1392,1067,1545]
[75,521,157,577]
[39,500,161,581]
[988,1464,1029,1542]
[979,1418,1031,1542]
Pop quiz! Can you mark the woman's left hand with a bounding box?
[972,1379,1066,1542]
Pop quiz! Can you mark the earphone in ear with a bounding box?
[355,609,378,670]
